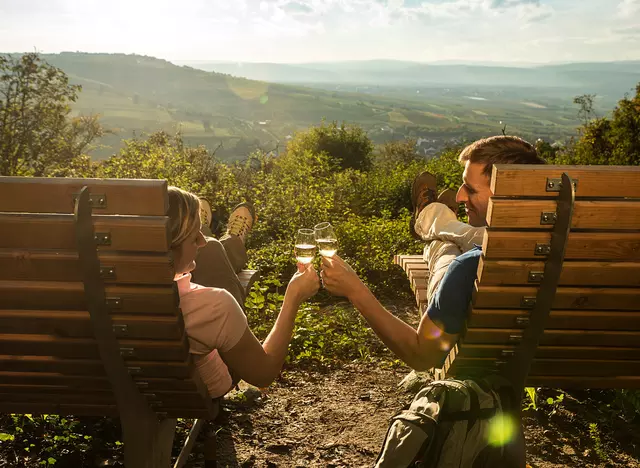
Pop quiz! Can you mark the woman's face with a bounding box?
[172,223,207,275]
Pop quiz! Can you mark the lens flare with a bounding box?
[487,413,517,447]
[260,94,269,105]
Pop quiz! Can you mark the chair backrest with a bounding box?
[0,177,215,417]
[446,165,640,389]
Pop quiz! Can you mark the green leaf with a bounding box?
[48,457,57,465]
[0,433,14,442]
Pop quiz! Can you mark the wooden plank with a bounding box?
[0,281,179,314]
[0,334,189,361]
[463,328,640,347]
[0,402,210,418]
[451,343,640,360]
[473,285,640,311]
[477,258,640,287]
[487,199,640,230]
[0,250,174,284]
[0,372,200,392]
[524,376,640,389]
[0,177,168,216]
[0,391,209,409]
[0,402,119,416]
[0,213,170,252]
[0,355,191,378]
[466,309,640,330]
[0,385,200,398]
[491,165,640,199]
[237,269,259,293]
[482,231,640,261]
[449,358,640,377]
[0,311,183,340]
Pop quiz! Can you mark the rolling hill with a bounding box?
[36,53,606,161]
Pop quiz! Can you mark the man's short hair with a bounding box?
[458,135,546,178]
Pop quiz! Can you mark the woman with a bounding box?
[168,186,320,397]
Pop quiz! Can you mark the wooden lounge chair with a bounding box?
[396,164,640,394]
[0,176,258,468]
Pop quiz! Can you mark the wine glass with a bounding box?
[314,222,338,257]
[294,229,317,264]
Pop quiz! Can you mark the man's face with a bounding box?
[456,161,492,227]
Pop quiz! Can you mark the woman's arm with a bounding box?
[220,264,319,387]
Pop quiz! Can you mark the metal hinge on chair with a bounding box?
[113,324,128,336]
[528,271,544,283]
[535,243,551,255]
[73,193,107,209]
[540,212,557,225]
[106,297,122,309]
[94,232,111,246]
[521,297,537,308]
[100,266,116,280]
[546,178,578,193]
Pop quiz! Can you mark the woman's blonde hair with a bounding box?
[167,186,201,248]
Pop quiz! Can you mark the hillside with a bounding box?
[177,59,640,95]
[41,53,589,160]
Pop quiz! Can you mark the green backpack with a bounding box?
[375,376,524,468]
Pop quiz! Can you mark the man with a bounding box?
[321,136,545,371]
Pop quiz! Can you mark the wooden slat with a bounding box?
[466,309,640,330]
[0,391,208,409]
[473,285,640,311]
[0,334,189,361]
[237,269,259,293]
[449,358,640,377]
[0,281,179,314]
[0,402,211,418]
[482,231,640,260]
[491,165,640,198]
[0,213,170,252]
[477,258,640,287]
[0,385,200,398]
[0,311,183,340]
[0,177,168,216]
[451,343,640,360]
[487,199,640,230]
[463,328,640,347]
[0,372,200,392]
[524,376,640,389]
[0,355,191,378]
[0,250,174,284]
[0,402,119,416]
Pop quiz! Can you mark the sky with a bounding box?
[1,0,639,64]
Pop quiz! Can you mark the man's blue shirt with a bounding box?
[426,246,482,334]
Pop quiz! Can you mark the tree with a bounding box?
[376,139,420,167]
[285,120,374,171]
[0,53,104,176]
[558,84,640,166]
[573,93,598,125]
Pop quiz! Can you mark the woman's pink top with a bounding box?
[175,273,248,398]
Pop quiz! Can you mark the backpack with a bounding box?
[375,375,524,468]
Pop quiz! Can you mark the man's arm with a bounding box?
[347,284,457,371]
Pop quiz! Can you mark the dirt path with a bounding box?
[182,364,640,467]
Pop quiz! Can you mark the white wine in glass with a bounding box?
[294,228,317,264]
[314,222,338,257]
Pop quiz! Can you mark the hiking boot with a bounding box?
[199,197,214,236]
[225,202,256,244]
[409,171,438,239]
[437,188,459,214]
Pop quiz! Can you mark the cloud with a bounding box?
[490,0,540,8]
[618,0,640,16]
[282,1,314,14]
